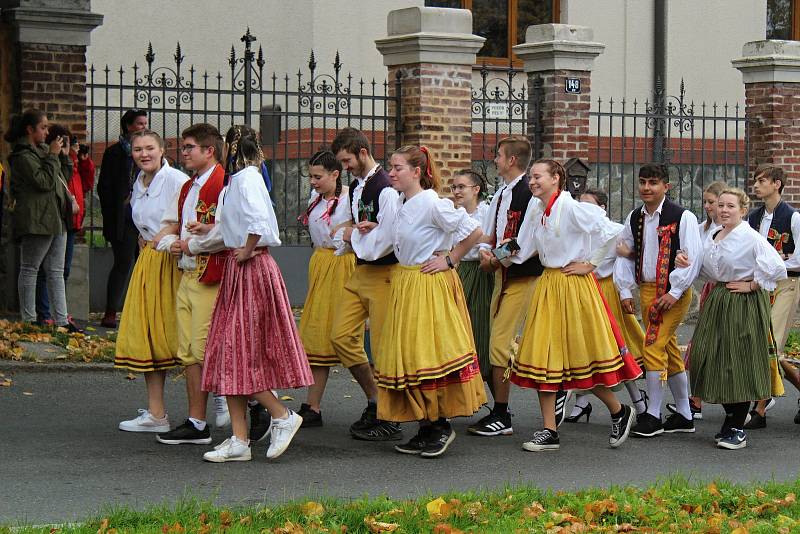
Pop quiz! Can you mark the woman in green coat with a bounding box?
[5,109,78,331]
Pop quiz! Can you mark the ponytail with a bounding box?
[4,109,46,144]
[393,145,441,191]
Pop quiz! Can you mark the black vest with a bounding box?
[748,200,798,276]
[348,167,398,266]
[630,198,685,291]
[497,178,544,279]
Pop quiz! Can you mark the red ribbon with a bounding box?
[541,190,560,225]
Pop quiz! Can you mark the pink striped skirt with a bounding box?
[202,250,313,395]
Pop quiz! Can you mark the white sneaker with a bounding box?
[119,409,170,433]
[203,437,251,462]
[266,410,302,459]
[214,395,231,427]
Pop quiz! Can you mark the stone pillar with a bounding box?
[3,0,103,138]
[513,24,604,162]
[733,41,800,204]
[0,0,102,317]
[375,7,484,192]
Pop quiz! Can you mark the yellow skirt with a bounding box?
[376,265,486,422]
[298,248,356,366]
[597,275,645,367]
[512,269,641,391]
[115,244,181,372]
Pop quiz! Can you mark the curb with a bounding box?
[0,360,116,372]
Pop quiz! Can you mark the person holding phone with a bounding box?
[467,136,546,438]
[510,160,640,452]
[5,110,77,332]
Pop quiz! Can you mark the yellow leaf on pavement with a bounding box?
[280,395,294,401]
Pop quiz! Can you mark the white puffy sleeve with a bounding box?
[350,187,400,261]
[510,197,541,264]
[241,172,281,243]
[479,190,502,251]
[153,173,185,252]
[431,197,479,243]
[783,211,800,272]
[667,211,702,299]
[753,231,788,291]
[568,202,622,266]
[613,211,637,300]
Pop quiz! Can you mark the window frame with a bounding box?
[440,0,561,67]
[767,0,800,40]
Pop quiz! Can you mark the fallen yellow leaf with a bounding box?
[280,395,294,401]
[301,501,324,517]
[22,392,33,396]
[364,516,399,533]
[426,497,448,518]
[707,482,721,496]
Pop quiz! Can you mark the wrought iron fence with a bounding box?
[471,65,541,193]
[589,80,754,222]
[86,29,402,246]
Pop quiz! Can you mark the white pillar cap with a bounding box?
[732,40,800,84]
[513,24,605,73]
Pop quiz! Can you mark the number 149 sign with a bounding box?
[565,78,581,94]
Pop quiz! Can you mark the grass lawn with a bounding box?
[4,477,800,533]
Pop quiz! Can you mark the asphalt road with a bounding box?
[2,325,800,525]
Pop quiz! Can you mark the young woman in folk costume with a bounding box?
[665,180,727,421]
[115,130,188,433]
[450,170,494,389]
[296,149,357,427]
[565,188,648,423]
[374,145,486,458]
[201,125,313,463]
[510,160,640,451]
[688,188,786,450]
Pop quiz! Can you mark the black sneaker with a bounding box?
[394,427,431,455]
[663,412,695,433]
[350,403,378,433]
[554,390,572,428]
[666,400,702,420]
[297,403,322,428]
[420,425,456,458]
[467,410,513,436]
[248,403,271,442]
[715,414,733,443]
[631,412,663,438]
[717,428,747,450]
[609,404,634,448]
[351,420,403,441]
[522,429,559,451]
[156,420,212,445]
[743,410,766,430]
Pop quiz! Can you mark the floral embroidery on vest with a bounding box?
[644,222,678,347]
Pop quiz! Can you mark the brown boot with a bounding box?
[100,310,117,328]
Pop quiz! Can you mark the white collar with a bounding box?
[133,160,170,199]
[192,163,217,188]
[357,164,381,185]
[643,197,666,218]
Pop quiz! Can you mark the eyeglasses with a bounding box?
[449,184,478,193]
[180,144,207,152]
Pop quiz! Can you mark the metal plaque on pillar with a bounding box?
[565,78,581,94]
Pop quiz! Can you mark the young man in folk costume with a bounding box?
[155,123,268,445]
[746,165,800,428]
[330,127,403,441]
[467,136,567,437]
[615,163,703,438]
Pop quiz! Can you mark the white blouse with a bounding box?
[699,220,720,242]
[391,189,479,266]
[514,191,620,269]
[218,166,281,248]
[306,189,352,249]
[700,221,787,291]
[461,201,489,261]
[594,219,625,279]
[349,166,400,261]
[130,161,188,241]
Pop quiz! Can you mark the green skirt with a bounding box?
[689,284,775,404]
[457,260,493,380]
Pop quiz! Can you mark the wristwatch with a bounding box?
[445,255,455,269]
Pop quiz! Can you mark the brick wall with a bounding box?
[18,42,88,140]
[533,70,592,161]
[745,81,800,204]
[388,63,473,193]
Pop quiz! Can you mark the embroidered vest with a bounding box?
[748,200,798,276]
[494,178,544,279]
[347,167,398,266]
[630,198,685,292]
[177,164,226,284]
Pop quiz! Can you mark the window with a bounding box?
[425,0,560,66]
[767,0,800,40]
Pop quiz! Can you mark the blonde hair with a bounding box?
[702,180,727,230]
[497,135,532,170]
[130,129,164,149]
[718,187,750,212]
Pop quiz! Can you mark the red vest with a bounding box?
[177,164,226,284]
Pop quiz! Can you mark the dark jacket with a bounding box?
[97,140,137,242]
[8,140,72,237]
